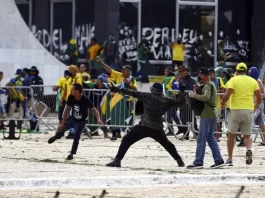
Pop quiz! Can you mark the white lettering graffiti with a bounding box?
[142,27,198,60]
[31,24,95,61]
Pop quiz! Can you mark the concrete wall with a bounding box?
[0,0,65,86]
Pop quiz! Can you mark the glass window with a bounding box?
[52,1,73,64]
[119,2,139,73]
[179,5,215,73]
[218,0,251,63]
[75,0,95,59]
[16,0,30,26]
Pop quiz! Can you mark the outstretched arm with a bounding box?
[96,56,112,74]
[167,94,186,107]
[110,86,148,100]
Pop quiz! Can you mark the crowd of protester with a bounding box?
[0,35,265,167]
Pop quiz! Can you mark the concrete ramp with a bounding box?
[0,0,66,85]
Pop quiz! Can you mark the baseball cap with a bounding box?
[15,68,22,75]
[198,67,210,76]
[150,82,163,92]
[97,75,106,83]
[67,65,79,72]
[236,62,247,71]
[121,65,131,72]
[177,65,188,72]
[208,68,215,73]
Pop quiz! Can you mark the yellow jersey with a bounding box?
[227,75,259,110]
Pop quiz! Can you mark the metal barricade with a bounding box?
[190,93,265,141]
[164,89,197,140]
[83,89,136,134]
[30,85,59,132]
[0,86,34,139]
[29,86,136,135]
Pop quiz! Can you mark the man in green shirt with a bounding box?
[187,67,224,169]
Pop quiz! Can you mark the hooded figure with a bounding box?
[248,67,259,80]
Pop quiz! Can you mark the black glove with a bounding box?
[179,83,186,94]
[110,86,120,93]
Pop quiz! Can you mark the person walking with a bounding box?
[221,63,261,166]
[105,82,186,168]
[248,67,265,146]
[187,67,225,169]
[48,83,103,160]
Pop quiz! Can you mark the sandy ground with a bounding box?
[0,117,265,197]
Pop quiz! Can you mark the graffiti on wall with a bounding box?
[31,24,95,62]
[119,24,138,62]
[219,30,250,61]
[31,24,250,65]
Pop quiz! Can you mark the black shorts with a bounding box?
[59,100,66,121]
[172,60,183,70]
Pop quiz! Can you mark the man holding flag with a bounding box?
[105,82,186,168]
[96,56,137,140]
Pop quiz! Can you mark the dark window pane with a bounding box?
[53,2,73,64]
[179,5,215,72]
[75,0,95,59]
[17,3,29,26]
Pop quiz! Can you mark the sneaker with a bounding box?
[225,160,233,166]
[66,133,74,139]
[237,141,245,147]
[66,154,73,160]
[176,158,185,167]
[246,150,253,165]
[110,136,117,141]
[48,136,58,144]
[210,160,225,169]
[117,132,122,138]
[106,158,121,167]
[179,135,189,140]
[186,164,203,169]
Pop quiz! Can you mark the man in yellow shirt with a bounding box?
[96,56,137,140]
[96,56,137,91]
[221,63,261,166]
[53,70,71,124]
[87,38,101,67]
[171,38,186,70]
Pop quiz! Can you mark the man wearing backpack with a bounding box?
[187,67,224,169]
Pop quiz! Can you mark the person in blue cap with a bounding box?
[248,67,265,146]
[83,75,111,139]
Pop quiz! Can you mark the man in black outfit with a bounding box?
[48,83,103,160]
[106,82,186,167]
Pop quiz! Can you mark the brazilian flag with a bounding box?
[87,89,111,133]
[109,93,132,129]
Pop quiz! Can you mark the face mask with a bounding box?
[197,76,203,82]
[20,77,25,81]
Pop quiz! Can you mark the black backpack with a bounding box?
[189,83,215,116]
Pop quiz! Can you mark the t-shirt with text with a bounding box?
[67,95,94,120]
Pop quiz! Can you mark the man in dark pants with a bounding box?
[48,84,103,160]
[106,82,186,167]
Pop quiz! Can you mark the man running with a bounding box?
[106,82,186,167]
[48,83,103,160]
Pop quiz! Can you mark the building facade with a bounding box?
[15,0,262,77]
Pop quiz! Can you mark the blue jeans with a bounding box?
[194,118,223,165]
[56,119,86,155]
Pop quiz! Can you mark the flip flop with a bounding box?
[258,142,265,146]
